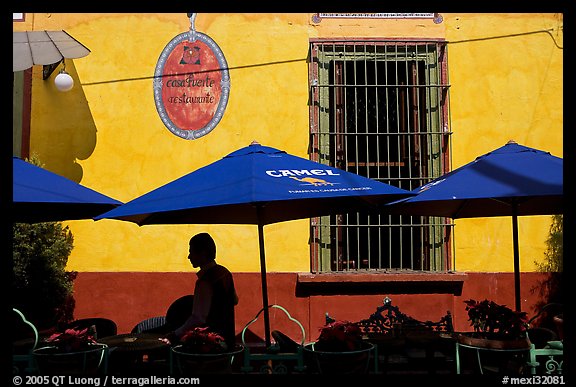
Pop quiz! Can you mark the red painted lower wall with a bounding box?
[72,271,554,342]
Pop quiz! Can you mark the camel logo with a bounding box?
[265,169,340,186]
[289,176,334,186]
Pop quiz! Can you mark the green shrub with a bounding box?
[532,215,563,328]
[535,214,563,273]
[12,221,77,329]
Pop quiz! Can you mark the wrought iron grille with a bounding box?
[309,40,453,272]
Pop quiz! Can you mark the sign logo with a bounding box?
[266,169,340,186]
[153,15,230,140]
[289,177,334,186]
[265,168,375,194]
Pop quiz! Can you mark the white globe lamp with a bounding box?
[54,70,74,92]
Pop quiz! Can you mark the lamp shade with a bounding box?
[54,71,74,92]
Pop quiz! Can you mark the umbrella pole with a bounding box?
[512,204,521,312]
[257,219,272,348]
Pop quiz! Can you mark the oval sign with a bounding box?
[153,31,230,140]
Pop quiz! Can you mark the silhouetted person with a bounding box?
[162,233,238,349]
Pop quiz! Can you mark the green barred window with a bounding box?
[309,40,453,272]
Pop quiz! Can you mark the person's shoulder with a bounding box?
[214,263,233,274]
[205,263,233,277]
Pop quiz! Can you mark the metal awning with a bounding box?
[13,30,91,78]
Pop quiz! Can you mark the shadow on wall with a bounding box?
[35,60,98,183]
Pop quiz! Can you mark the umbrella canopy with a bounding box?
[95,141,414,346]
[13,157,123,223]
[385,141,563,311]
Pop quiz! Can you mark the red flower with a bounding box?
[45,327,97,352]
[315,320,363,352]
[180,327,228,354]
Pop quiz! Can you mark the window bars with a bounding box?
[309,40,453,272]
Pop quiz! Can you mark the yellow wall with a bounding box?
[444,13,563,271]
[15,13,563,273]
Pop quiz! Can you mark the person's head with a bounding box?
[188,232,216,268]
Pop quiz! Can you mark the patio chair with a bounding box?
[526,303,563,375]
[131,316,167,334]
[130,294,194,334]
[241,304,307,374]
[165,295,194,331]
[12,308,39,375]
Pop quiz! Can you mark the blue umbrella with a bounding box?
[385,141,563,311]
[95,141,414,346]
[13,157,123,223]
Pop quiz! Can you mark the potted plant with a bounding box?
[33,327,108,374]
[458,299,531,349]
[170,327,243,374]
[303,320,374,374]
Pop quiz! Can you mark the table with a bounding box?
[99,333,168,352]
[99,333,170,374]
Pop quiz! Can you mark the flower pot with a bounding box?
[33,343,108,375]
[303,341,374,374]
[170,344,244,374]
[456,333,532,374]
[457,333,531,350]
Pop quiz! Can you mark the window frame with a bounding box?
[309,38,453,274]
